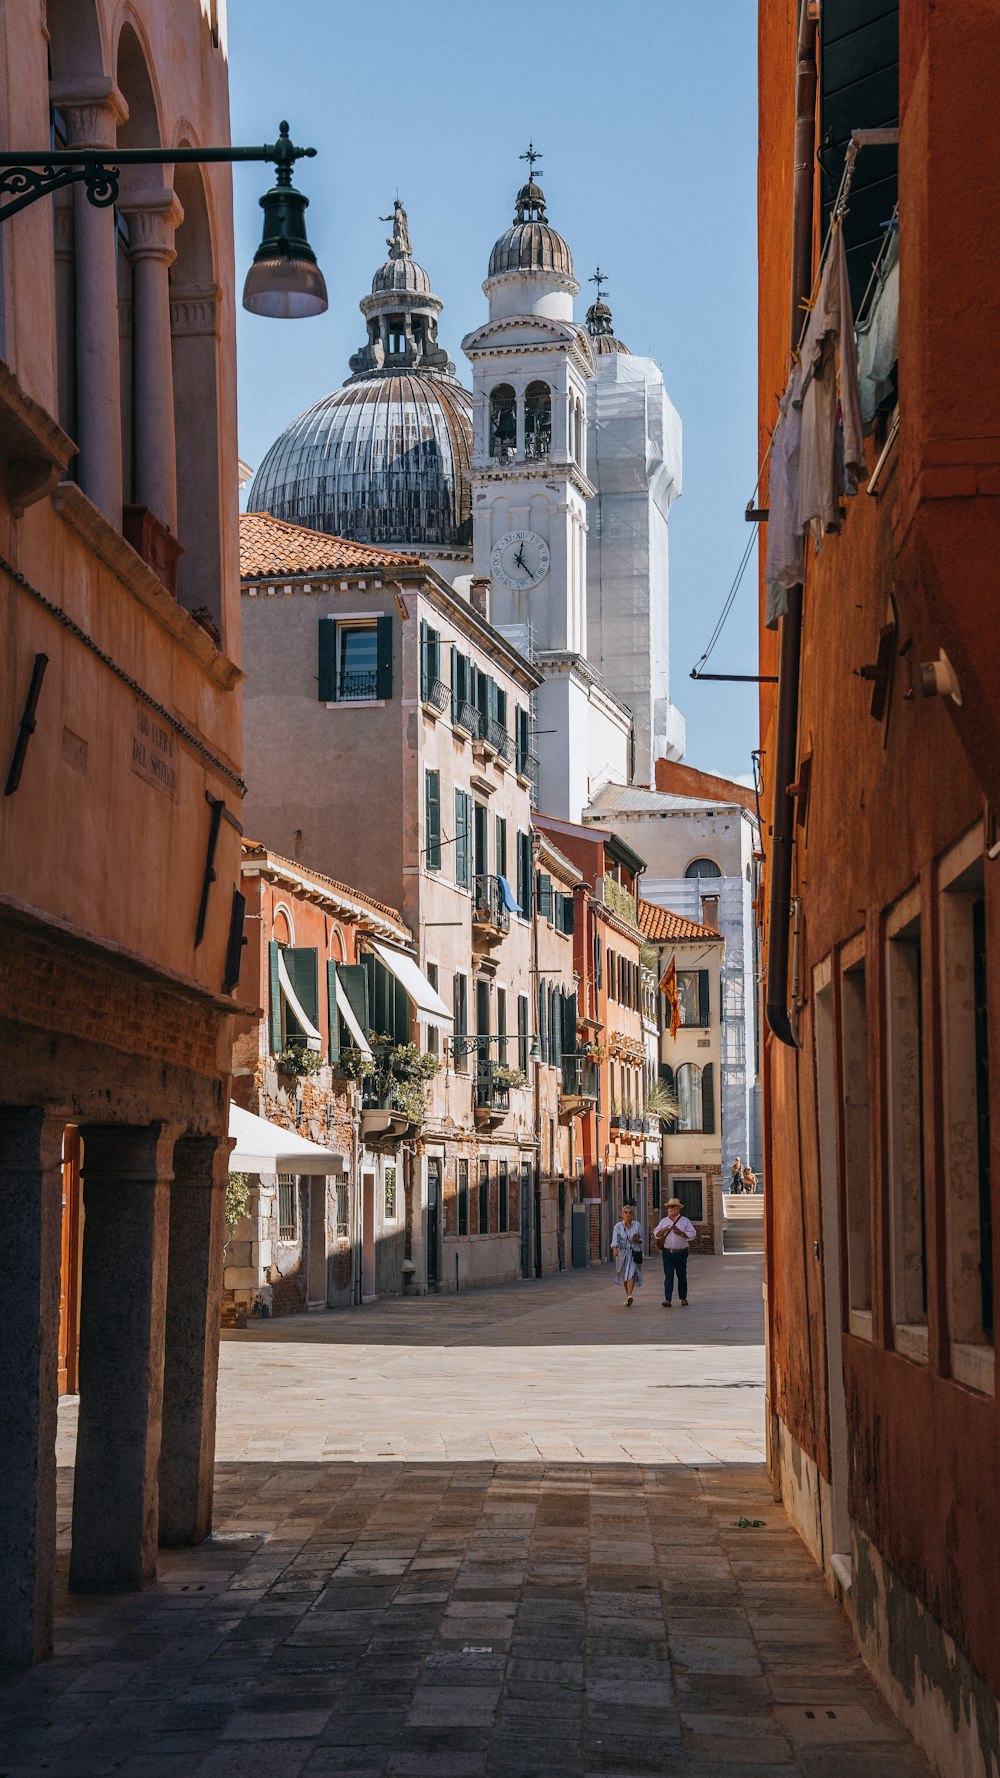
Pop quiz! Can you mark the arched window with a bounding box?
[489,384,517,462]
[675,1063,704,1133]
[524,381,551,459]
[685,858,722,880]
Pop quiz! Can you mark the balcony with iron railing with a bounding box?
[455,698,481,739]
[475,1058,510,1123]
[422,676,449,715]
[338,668,379,702]
[558,1054,598,1120]
[472,874,510,946]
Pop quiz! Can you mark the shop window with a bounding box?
[670,1176,705,1222]
[336,1182,350,1241]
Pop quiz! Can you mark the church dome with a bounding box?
[247,372,473,551]
[586,287,631,356]
[248,201,474,554]
[488,171,574,279]
[372,255,431,295]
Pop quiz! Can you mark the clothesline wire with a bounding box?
[690,139,875,679]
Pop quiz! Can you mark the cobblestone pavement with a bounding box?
[5,1260,933,1778]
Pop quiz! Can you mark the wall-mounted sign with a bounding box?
[132,702,177,798]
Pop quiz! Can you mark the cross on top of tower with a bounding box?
[520,141,543,178]
[590,266,608,302]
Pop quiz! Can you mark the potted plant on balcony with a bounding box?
[643,1079,680,1129]
[333,1046,376,1082]
[275,1040,324,1078]
[493,1064,528,1091]
[610,1097,621,1131]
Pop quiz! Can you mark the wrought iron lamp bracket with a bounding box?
[0,157,119,223]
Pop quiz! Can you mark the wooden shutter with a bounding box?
[285,947,319,1029]
[338,963,370,1040]
[537,980,547,1058]
[425,770,441,870]
[697,969,711,1027]
[375,614,393,699]
[702,1062,715,1135]
[451,650,462,722]
[327,960,340,1063]
[318,618,336,701]
[595,932,603,989]
[560,894,575,935]
[537,873,552,921]
[268,940,282,1052]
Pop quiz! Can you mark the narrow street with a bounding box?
[4,1261,931,1778]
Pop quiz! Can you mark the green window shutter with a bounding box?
[549,985,560,1064]
[494,684,507,730]
[475,668,490,726]
[285,947,319,1030]
[268,940,282,1052]
[376,614,393,699]
[595,932,603,989]
[318,618,336,701]
[702,1062,715,1135]
[338,963,370,1042]
[537,981,547,1058]
[698,969,711,1027]
[561,894,575,936]
[495,815,507,881]
[451,649,461,722]
[327,960,340,1063]
[537,873,552,921]
[564,989,577,1049]
[455,790,471,888]
[419,619,430,702]
[425,769,441,870]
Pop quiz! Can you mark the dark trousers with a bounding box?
[661,1247,689,1302]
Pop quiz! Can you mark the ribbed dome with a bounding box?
[247,372,473,551]
[586,293,630,356]
[371,256,431,295]
[489,221,574,279]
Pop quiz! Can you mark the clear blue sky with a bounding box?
[228,0,759,783]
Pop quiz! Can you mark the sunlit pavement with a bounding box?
[6,1260,932,1777]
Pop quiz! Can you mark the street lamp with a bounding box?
[0,120,327,319]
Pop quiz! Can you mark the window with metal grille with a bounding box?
[479,1161,490,1234]
[458,1159,469,1236]
[277,1173,298,1241]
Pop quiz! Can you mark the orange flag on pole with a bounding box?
[659,954,681,1039]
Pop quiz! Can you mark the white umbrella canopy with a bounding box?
[228,1103,346,1176]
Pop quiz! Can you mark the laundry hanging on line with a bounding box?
[765,225,867,629]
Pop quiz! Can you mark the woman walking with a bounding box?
[611,1203,644,1307]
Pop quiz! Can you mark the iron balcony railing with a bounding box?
[338,668,379,702]
[424,676,449,714]
[497,728,516,765]
[517,748,539,785]
[560,1054,598,1100]
[473,874,511,935]
[456,698,481,738]
[475,1058,510,1114]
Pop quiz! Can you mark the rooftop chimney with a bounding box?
[470,576,490,620]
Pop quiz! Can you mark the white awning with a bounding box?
[228,1104,346,1176]
[371,941,454,1031]
[337,984,372,1057]
[277,949,322,1052]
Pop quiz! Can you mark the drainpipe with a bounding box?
[765,0,816,1050]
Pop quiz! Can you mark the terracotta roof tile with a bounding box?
[240,511,424,581]
[242,840,408,932]
[638,899,723,943]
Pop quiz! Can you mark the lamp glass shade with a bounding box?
[243,255,327,318]
[529,1035,541,1061]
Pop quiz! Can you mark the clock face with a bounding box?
[489,529,550,592]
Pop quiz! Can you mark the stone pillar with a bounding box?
[158,1134,228,1546]
[59,92,127,525]
[70,1124,175,1593]
[120,195,183,532]
[0,1108,64,1669]
[515,392,526,460]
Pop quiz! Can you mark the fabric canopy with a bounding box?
[370,941,454,1031]
[337,981,372,1057]
[228,1103,346,1176]
[277,949,323,1052]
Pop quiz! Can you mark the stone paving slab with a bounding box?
[7,1261,934,1777]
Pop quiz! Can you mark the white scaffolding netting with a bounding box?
[587,352,685,784]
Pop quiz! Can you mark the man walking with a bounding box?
[653,1197,697,1307]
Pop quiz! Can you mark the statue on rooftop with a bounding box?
[380,199,412,260]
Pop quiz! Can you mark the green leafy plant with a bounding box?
[383,1042,439,1084]
[334,1046,377,1080]
[388,1078,429,1126]
[493,1064,528,1090]
[226,1171,251,1229]
[603,872,638,927]
[643,1078,680,1124]
[275,1041,324,1077]
[639,942,658,970]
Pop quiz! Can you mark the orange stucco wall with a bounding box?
[759,0,1000,1705]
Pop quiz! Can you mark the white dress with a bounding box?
[612,1220,644,1286]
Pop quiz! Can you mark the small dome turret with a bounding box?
[585,267,631,355]
[487,145,575,282]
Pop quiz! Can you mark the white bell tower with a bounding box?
[462,149,595,656]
